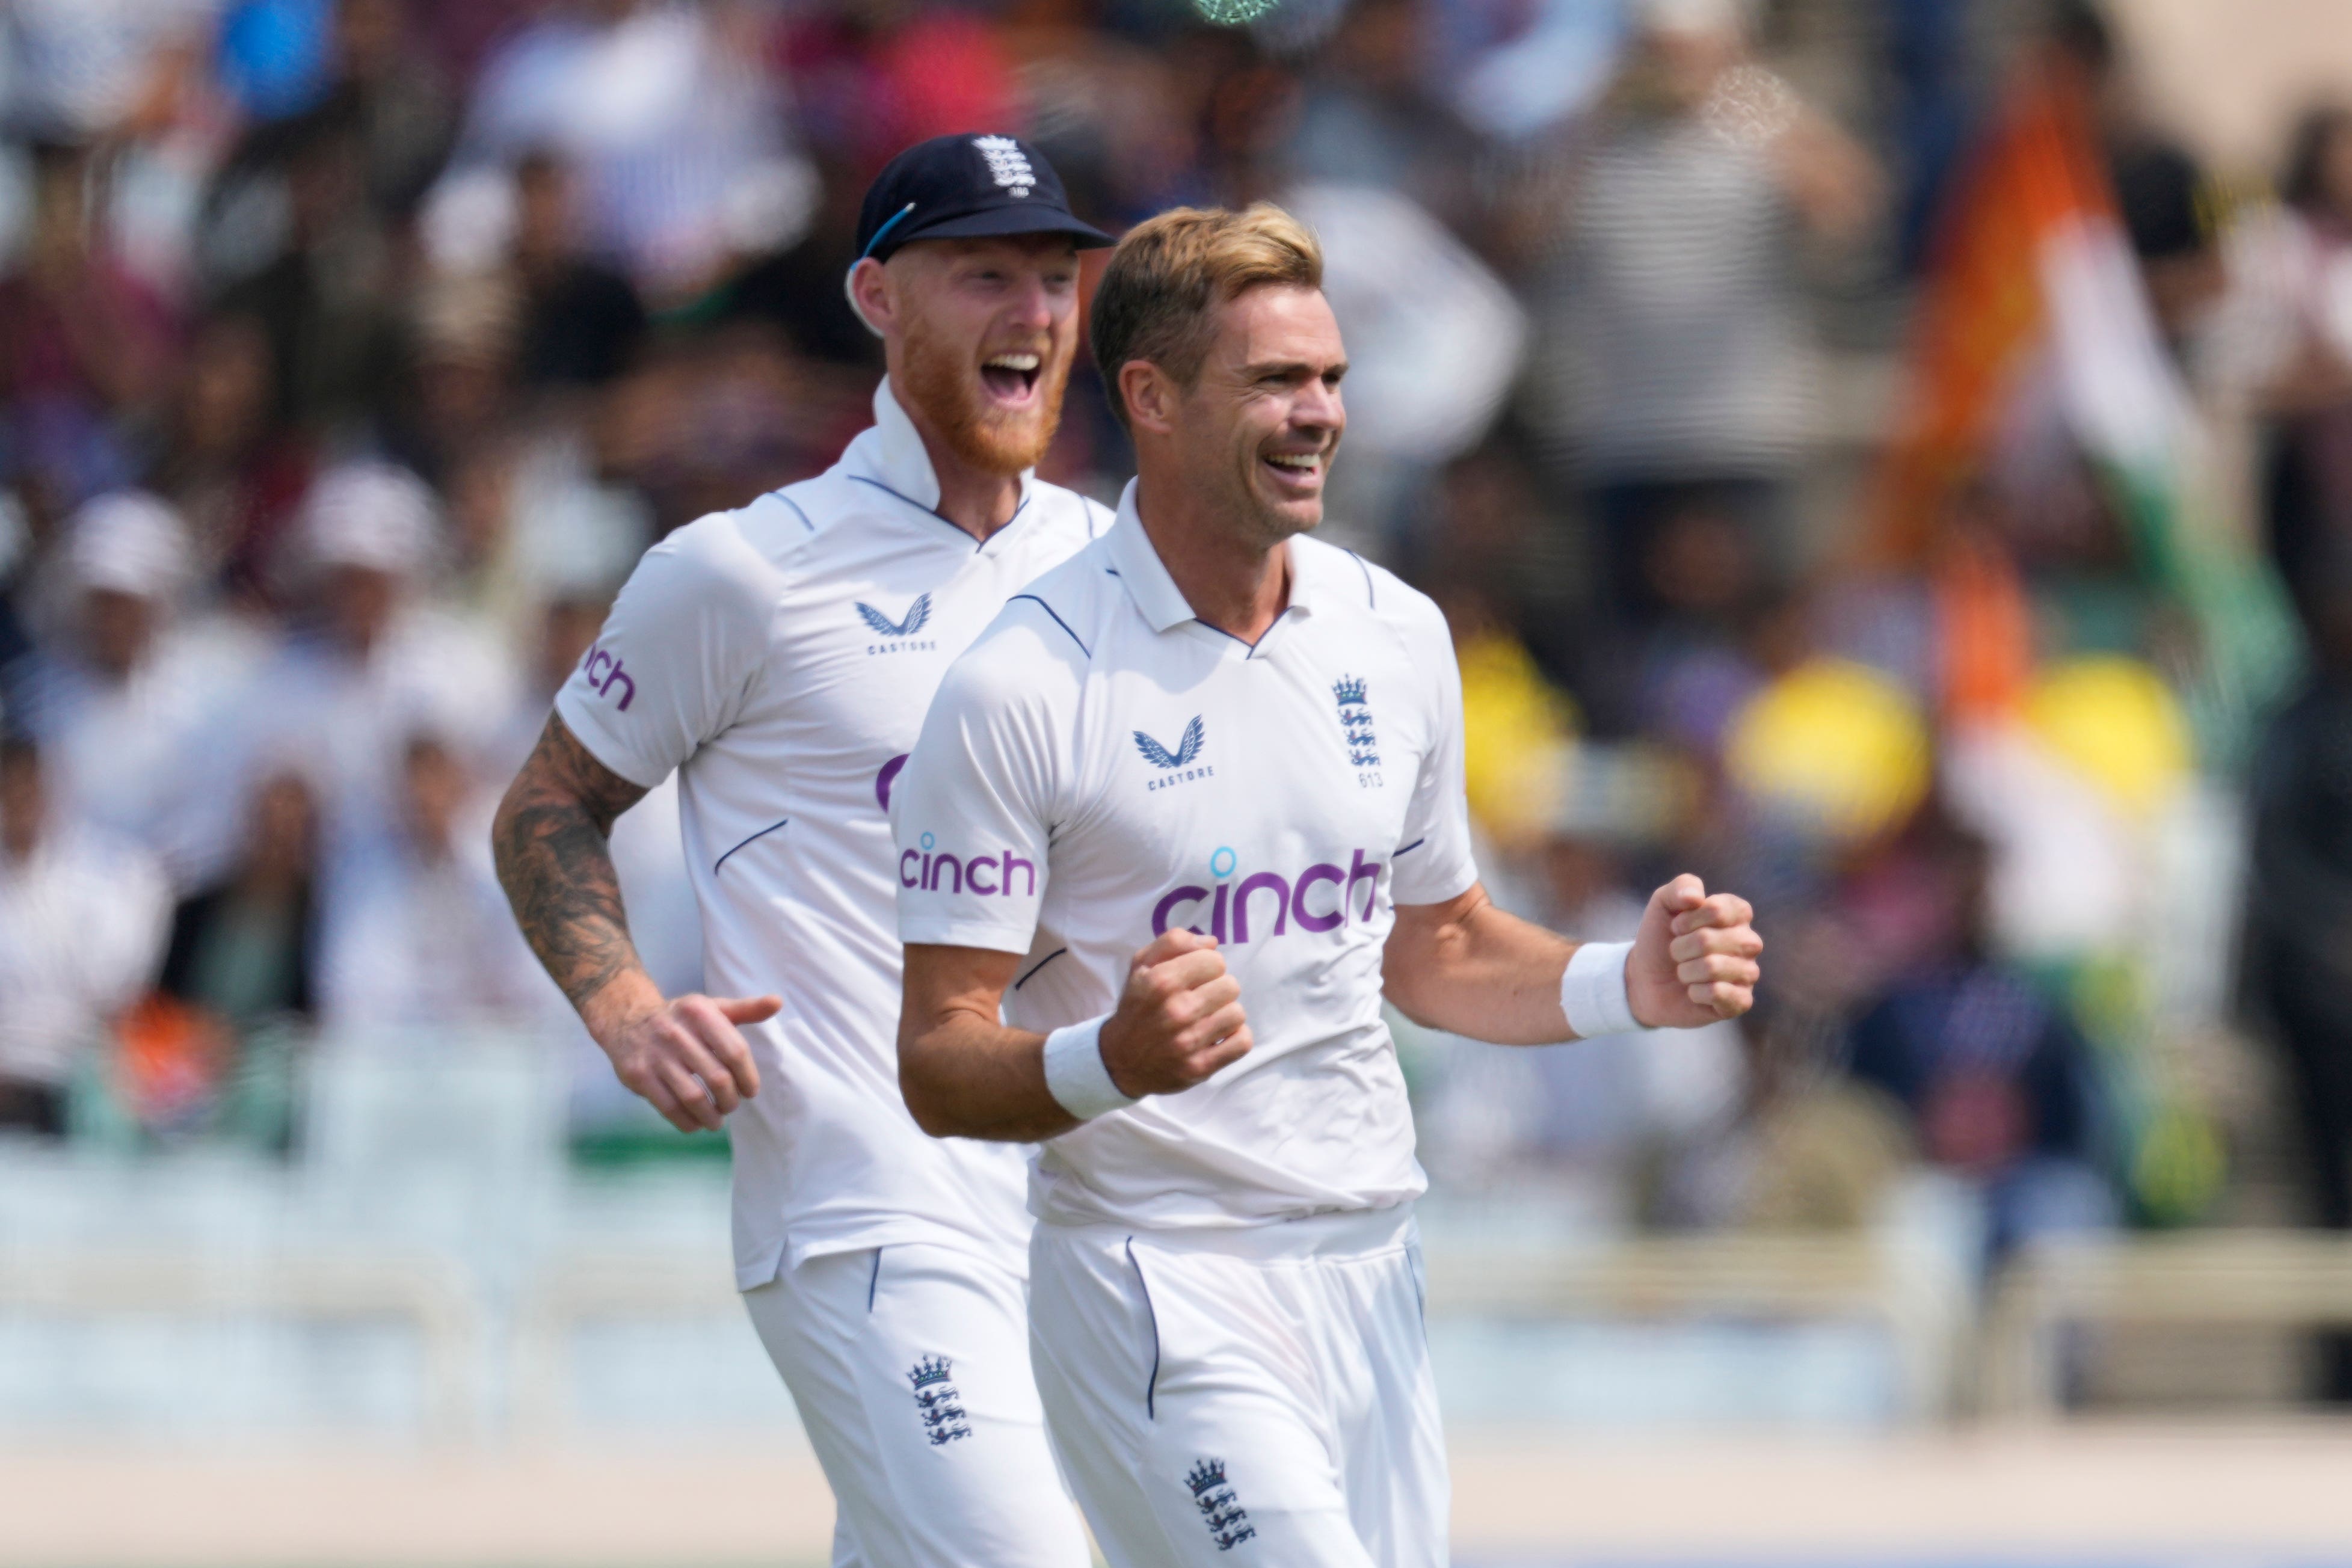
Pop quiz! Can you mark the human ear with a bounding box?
[848,257,895,337]
[1120,361,1179,437]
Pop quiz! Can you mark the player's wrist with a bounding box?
[1042,1014,1139,1122]
[1559,941,1649,1039]
[579,968,665,1053]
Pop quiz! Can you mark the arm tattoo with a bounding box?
[492,712,654,1015]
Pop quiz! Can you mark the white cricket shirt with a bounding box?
[556,379,1110,1287]
[891,484,1479,1232]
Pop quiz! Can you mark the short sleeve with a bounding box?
[891,619,1069,955]
[553,520,770,789]
[1388,600,1480,907]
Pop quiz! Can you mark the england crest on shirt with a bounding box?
[1332,675,1379,769]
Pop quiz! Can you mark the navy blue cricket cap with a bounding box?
[854,134,1113,266]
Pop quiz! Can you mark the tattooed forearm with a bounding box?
[492,713,654,1021]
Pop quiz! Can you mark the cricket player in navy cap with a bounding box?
[494,135,1114,1566]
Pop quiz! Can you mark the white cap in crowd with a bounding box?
[301,461,443,579]
[64,491,194,601]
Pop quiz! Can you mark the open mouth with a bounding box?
[1261,450,1324,492]
[979,351,1042,405]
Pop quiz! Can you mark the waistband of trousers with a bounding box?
[1041,1201,1415,1262]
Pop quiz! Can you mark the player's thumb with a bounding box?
[715,994,784,1024]
[1657,873,1707,914]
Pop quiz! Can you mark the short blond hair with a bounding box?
[1089,203,1323,431]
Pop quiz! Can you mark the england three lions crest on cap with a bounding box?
[974,136,1036,198]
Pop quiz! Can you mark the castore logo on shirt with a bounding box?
[857,593,938,654]
[1135,716,1213,791]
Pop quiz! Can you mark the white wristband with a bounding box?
[1041,1015,1138,1122]
[1560,940,1648,1039]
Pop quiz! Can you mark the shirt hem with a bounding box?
[736,1216,1031,1291]
[1390,862,1480,909]
[895,918,1035,954]
[1036,1199,1417,1261]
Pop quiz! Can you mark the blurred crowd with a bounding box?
[3,0,2351,1350]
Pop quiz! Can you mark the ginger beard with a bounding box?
[895,291,1073,478]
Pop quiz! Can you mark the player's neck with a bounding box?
[1134,472,1292,645]
[904,407,1024,544]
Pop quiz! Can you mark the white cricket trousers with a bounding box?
[744,1241,1091,1568]
[1029,1205,1449,1567]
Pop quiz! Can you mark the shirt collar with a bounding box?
[842,375,1032,518]
[1103,479,1328,635]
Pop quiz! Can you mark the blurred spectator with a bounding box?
[2246,552,2352,1401]
[321,0,460,217]
[0,0,218,143]
[147,312,316,600]
[716,146,878,369]
[2210,104,2352,647]
[511,150,649,390]
[231,461,516,880]
[207,105,407,438]
[444,437,651,648]
[2046,0,2220,354]
[0,736,171,1136]
[158,768,319,1033]
[318,731,541,1030]
[778,2,1020,182]
[448,0,815,302]
[1881,0,1974,274]
[121,767,323,1150]
[1521,0,1876,728]
[1284,0,1483,233]
[0,140,180,517]
[1286,181,1525,561]
[1841,819,2114,1262]
[200,0,459,260]
[17,490,267,882]
[1441,0,1625,146]
[394,268,520,485]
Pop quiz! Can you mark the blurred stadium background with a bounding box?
[6,0,2352,1562]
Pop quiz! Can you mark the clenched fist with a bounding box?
[1628,874,1761,1028]
[1099,929,1253,1098]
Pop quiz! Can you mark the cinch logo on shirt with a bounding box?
[858,593,938,655]
[900,831,1038,897]
[1150,849,1385,944]
[580,644,636,711]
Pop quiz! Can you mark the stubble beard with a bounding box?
[898,315,1070,478]
[1225,437,1330,552]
